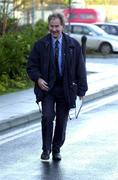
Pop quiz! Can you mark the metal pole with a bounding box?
[32,0,35,28]
[68,0,71,34]
[40,0,44,21]
[81,36,87,63]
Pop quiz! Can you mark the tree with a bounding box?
[0,0,11,35]
[0,0,33,35]
[0,0,69,35]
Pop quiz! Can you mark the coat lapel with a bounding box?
[62,33,75,72]
[43,34,56,70]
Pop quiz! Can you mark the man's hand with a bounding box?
[79,96,84,100]
[37,78,49,91]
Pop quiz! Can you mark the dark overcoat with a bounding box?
[27,33,88,109]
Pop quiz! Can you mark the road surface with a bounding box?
[0,93,118,180]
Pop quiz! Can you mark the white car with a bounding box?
[65,23,118,54]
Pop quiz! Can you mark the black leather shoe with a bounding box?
[52,153,61,161]
[41,151,50,160]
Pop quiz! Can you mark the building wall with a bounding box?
[87,5,118,21]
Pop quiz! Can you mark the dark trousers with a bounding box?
[41,84,69,153]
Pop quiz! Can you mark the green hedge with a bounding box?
[0,20,48,94]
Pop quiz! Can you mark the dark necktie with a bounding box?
[55,40,59,60]
[55,40,60,78]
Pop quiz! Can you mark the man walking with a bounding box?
[27,13,88,161]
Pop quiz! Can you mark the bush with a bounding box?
[0,32,25,78]
[34,19,48,39]
[0,20,48,94]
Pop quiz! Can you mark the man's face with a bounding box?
[48,18,64,39]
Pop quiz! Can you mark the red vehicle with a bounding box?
[63,8,104,23]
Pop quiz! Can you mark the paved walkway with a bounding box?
[0,62,118,132]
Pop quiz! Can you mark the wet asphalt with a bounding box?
[0,94,118,180]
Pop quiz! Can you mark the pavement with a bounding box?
[0,61,118,132]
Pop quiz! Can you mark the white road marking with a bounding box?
[0,123,41,145]
[0,93,117,145]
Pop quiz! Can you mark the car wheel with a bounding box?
[99,43,112,55]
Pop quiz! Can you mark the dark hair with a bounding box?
[48,13,65,27]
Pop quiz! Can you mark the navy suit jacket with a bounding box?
[27,33,88,109]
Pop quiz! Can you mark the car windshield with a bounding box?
[90,24,107,35]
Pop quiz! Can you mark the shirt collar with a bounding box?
[52,34,62,45]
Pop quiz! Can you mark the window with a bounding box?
[73,25,83,34]
[69,13,95,20]
[79,14,95,20]
[100,25,108,32]
[64,25,72,33]
[109,26,117,35]
[69,14,79,19]
[82,26,92,35]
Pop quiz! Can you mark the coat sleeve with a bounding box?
[27,41,42,82]
[76,42,88,96]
